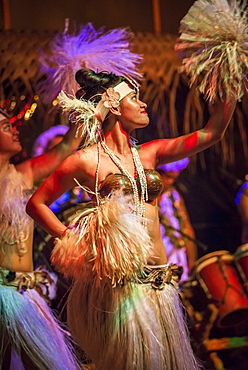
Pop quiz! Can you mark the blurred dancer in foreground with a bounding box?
[0,108,82,369]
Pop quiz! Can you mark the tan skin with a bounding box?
[26,89,237,266]
[0,113,82,272]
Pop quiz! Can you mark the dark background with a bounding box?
[4,0,193,35]
[2,3,248,368]
[0,0,246,258]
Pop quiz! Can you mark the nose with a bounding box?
[140,100,147,109]
[13,127,19,135]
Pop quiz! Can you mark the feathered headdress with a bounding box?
[37,23,142,103]
[56,81,137,146]
[175,0,248,102]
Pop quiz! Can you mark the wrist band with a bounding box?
[61,226,72,237]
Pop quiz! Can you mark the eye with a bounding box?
[3,123,12,131]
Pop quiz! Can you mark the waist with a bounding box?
[0,268,55,304]
[139,264,183,289]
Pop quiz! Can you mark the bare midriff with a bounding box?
[145,202,167,266]
[0,226,34,272]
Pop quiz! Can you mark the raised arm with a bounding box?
[141,96,236,167]
[16,123,82,186]
[26,151,85,238]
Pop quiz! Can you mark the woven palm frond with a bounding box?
[37,23,143,103]
[1,29,248,168]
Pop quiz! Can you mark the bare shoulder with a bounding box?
[15,159,31,174]
[59,145,98,178]
[138,139,170,157]
[15,161,34,188]
[136,142,160,169]
[56,148,88,172]
[76,145,98,163]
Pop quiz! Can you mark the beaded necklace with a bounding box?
[100,140,148,217]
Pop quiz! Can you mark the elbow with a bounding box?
[208,131,226,145]
[200,127,226,149]
[214,132,225,143]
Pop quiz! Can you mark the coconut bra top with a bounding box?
[99,169,163,202]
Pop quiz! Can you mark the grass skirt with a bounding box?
[67,272,201,370]
[52,194,201,369]
[0,271,79,370]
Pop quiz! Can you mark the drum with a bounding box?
[193,250,248,328]
[179,278,209,314]
[234,244,248,293]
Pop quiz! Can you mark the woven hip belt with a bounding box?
[139,264,183,289]
[0,268,55,304]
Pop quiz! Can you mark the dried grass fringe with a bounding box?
[67,275,202,370]
[0,283,79,369]
[52,191,153,286]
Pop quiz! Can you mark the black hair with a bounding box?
[75,69,125,102]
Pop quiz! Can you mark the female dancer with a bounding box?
[0,108,82,369]
[27,68,236,370]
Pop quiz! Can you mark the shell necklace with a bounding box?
[100,140,148,218]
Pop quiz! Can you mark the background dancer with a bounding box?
[0,107,82,369]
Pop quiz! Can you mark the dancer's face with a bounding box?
[118,90,149,131]
[0,114,22,156]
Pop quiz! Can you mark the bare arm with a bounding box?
[26,151,85,238]
[16,124,82,186]
[141,96,236,167]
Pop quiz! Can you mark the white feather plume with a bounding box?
[37,23,142,103]
[57,90,101,146]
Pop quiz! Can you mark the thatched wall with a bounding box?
[1,29,247,173]
[0,29,245,256]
